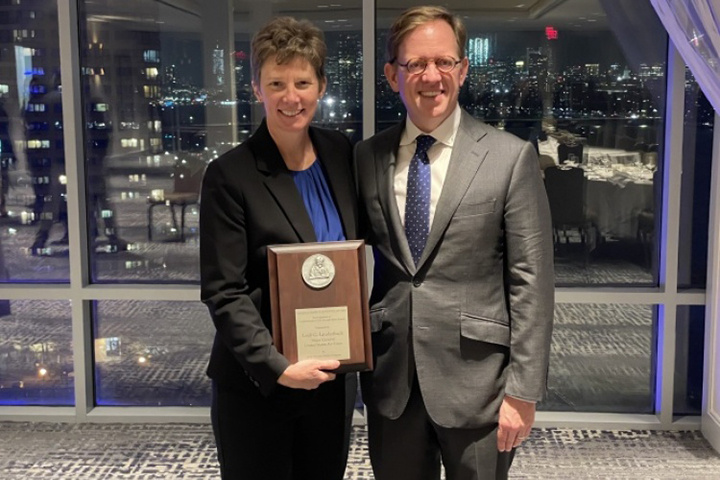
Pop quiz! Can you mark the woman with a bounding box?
[200,16,357,480]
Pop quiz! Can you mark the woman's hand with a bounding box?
[277,359,341,390]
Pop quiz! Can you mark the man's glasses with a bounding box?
[393,56,462,75]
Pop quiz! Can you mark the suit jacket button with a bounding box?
[413,280,422,287]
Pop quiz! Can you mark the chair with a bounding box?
[636,170,659,268]
[636,209,654,268]
[557,141,583,164]
[617,136,636,151]
[642,151,658,168]
[147,155,206,241]
[543,166,597,264]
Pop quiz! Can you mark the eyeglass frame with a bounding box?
[390,56,463,75]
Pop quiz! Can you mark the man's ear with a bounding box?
[458,57,469,87]
[384,62,400,93]
[251,80,263,103]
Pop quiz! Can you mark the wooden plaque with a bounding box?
[267,240,373,373]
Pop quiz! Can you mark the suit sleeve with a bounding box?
[502,142,555,402]
[200,158,289,396]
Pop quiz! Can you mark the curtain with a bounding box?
[651,0,720,113]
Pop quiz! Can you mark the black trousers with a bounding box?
[367,376,515,480]
[211,374,354,480]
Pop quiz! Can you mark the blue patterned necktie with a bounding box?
[405,134,435,266]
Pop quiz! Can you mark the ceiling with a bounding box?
[84,0,613,34]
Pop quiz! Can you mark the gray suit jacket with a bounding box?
[355,110,554,429]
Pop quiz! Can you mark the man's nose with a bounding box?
[421,61,442,81]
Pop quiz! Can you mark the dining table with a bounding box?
[539,137,657,241]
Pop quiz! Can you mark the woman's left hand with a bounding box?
[277,359,340,390]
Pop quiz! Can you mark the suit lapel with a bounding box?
[311,127,356,240]
[418,111,489,267]
[375,122,416,274]
[250,121,317,243]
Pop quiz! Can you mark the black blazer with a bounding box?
[200,120,357,396]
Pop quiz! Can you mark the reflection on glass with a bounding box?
[93,300,214,406]
[0,299,74,406]
[79,1,362,284]
[678,72,712,289]
[541,303,654,413]
[674,306,704,415]
[0,1,70,282]
[377,1,666,286]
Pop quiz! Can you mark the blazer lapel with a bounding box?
[418,111,489,267]
[375,122,416,274]
[311,128,356,240]
[250,121,317,243]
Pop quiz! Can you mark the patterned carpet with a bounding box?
[0,422,718,479]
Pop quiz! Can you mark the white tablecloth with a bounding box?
[538,139,643,167]
[582,164,655,239]
[585,147,642,166]
[539,139,655,239]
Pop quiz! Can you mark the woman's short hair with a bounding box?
[385,5,467,63]
[251,16,326,84]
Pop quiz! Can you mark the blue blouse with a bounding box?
[291,160,346,242]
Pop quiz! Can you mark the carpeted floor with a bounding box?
[0,422,718,479]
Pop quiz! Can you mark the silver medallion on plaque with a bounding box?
[301,254,335,289]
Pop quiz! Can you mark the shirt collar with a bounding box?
[400,104,462,148]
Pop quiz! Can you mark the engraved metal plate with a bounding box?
[301,254,335,289]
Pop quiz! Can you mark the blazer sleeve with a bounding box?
[353,140,372,243]
[502,141,555,402]
[200,156,289,396]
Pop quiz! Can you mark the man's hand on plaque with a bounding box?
[277,359,340,390]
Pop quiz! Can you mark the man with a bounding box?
[354,6,554,480]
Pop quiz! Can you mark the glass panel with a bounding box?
[674,305,704,415]
[376,1,666,286]
[0,299,73,405]
[0,0,70,282]
[79,1,362,283]
[93,300,213,406]
[541,303,654,413]
[677,72,712,289]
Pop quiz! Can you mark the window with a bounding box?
[0,0,68,282]
[0,0,707,425]
[377,1,667,288]
[677,72,712,288]
[144,67,158,79]
[143,49,159,63]
[0,300,73,406]
[78,0,362,283]
[94,300,213,406]
[544,303,654,413]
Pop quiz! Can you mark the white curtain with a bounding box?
[650,0,720,113]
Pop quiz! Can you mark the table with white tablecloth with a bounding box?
[585,147,643,166]
[582,164,655,240]
[544,161,656,240]
[538,138,643,167]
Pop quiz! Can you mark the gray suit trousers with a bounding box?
[367,376,515,480]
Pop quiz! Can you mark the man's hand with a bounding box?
[277,359,340,390]
[497,396,535,452]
